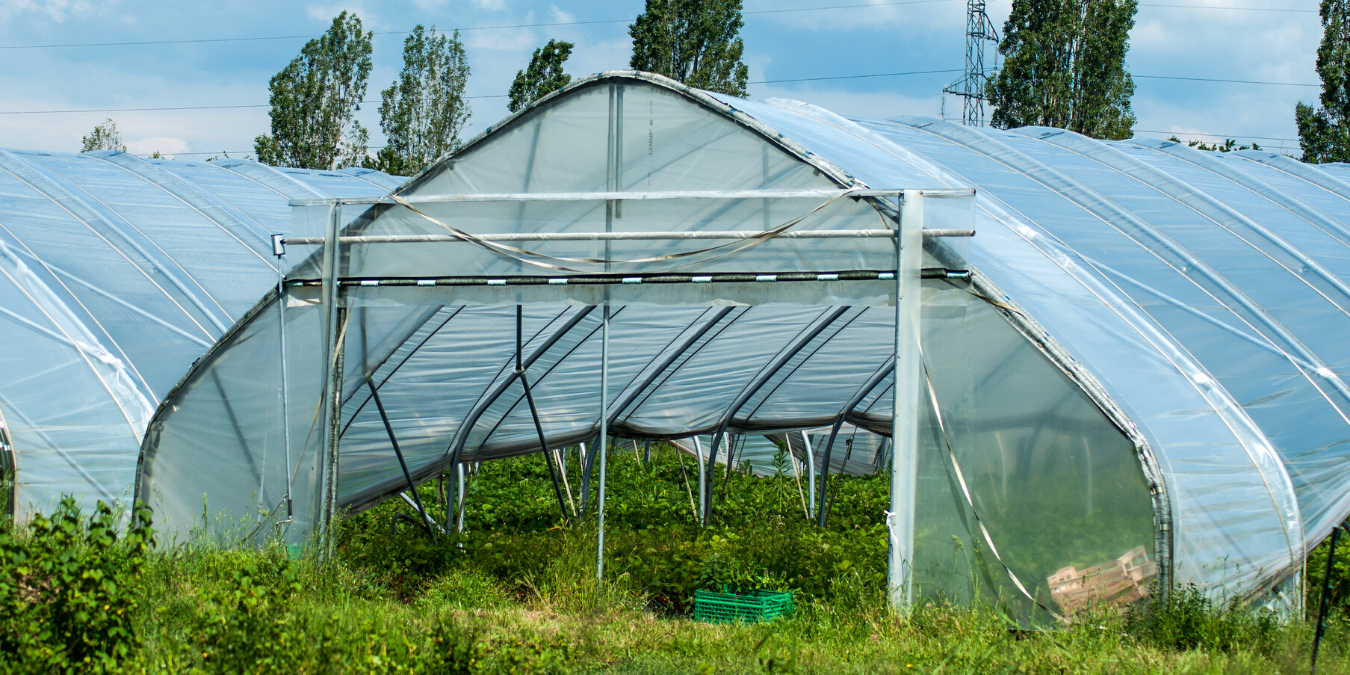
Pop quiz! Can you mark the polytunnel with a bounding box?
[0,149,400,520]
[136,71,1350,624]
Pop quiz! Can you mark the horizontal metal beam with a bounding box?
[283,228,973,246]
[288,187,975,207]
[284,268,971,288]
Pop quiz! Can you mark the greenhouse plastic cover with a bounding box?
[0,149,400,519]
[74,71,1350,616]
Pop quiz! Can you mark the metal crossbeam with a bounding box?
[283,229,973,246]
[289,188,975,207]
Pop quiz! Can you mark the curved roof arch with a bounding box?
[0,149,399,518]
[138,72,1350,614]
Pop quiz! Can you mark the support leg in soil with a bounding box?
[369,380,434,536]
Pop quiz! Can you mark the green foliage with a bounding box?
[340,447,888,614]
[508,40,574,113]
[1298,0,1350,163]
[4,453,1349,672]
[1123,585,1281,655]
[80,119,126,153]
[629,0,750,97]
[1167,135,1261,153]
[987,0,1137,140]
[369,25,472,176]
[0,498,153,674]
[254,11,373,169]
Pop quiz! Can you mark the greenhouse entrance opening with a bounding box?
[136,73,1186,627]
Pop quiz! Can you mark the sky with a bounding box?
[0,0,1323,160]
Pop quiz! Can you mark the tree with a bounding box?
[1297,0,1350,163]
[367,26,471,176]
[254,11,372,169]
[508,40,574,113]
[1167,136,1261,153]
[81,119,126,153]
[986,0,1137,140]
[629,0,749,96]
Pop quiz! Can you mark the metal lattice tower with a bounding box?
[942,0,1000,126]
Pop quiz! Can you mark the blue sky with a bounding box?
[0,0,1321,159]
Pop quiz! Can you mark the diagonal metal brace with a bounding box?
[369,380,435,536]
[518,306,572,526]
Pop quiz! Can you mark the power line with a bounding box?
[1135,129,1299,142]
[1,68,1320,115]
[753,68,962,84]
[2,1,1311,51]
[1138,3,1315,12]
[1135,75,1319,87]
[0,95,508,115]
[0,0,956,50]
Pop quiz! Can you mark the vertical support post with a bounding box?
[1313,524,1345,674]
[888,190,923,614]
[693,436,706,523]
[454,462,466,532]
[517,306,571,525]
[596,305,611,587]
[273,238,293,526]
[318,202,343,560]
[802,430,816,518]
[702,432,723,525]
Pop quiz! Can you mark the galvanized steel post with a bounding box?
[888,190,923,613]
[596,305,611,587]
[319,202,343,560]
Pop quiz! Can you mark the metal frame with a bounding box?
[368,380,434,535]
[816,356,897,528]
[701,306,853,524]
[515,305,572,526]
[303,186,950,612]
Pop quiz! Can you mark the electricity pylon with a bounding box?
[942,0,1000,126]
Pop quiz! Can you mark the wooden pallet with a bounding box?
[1047,546,1156,616]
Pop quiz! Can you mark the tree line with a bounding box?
[78,0,1350,165]
[251,0,752,174]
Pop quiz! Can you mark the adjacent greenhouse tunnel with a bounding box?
[0,150,400,520]
[125,72,1350,623]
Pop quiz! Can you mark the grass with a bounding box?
[3,442,1350,673]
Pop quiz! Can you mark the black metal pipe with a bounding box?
[518,305,572,526]
[368,380,433,536]
[815,418,845,528]
[1313,524,1346,674]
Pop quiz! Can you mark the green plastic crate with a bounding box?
[693,587,794,624]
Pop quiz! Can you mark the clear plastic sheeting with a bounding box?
[0,150,398,521]
[136,72,1350,622]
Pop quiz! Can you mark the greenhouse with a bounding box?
[4,70,1349,625]
[0,149,400,520]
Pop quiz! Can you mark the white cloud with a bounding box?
[752,86,942,121]
[0,0,100,22]
[744,0,965,33]
[471,0,505,10]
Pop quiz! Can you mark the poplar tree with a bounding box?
[986,0,1137,140]
[254,11,373,169]
[371,26,471,176]
[629,0,749,97]
[1297,0,1350,163]
[508,40,574,113]
[80,119,126,153]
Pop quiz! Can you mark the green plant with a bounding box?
[0,497,154,673]
[1123,584,1281,654]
